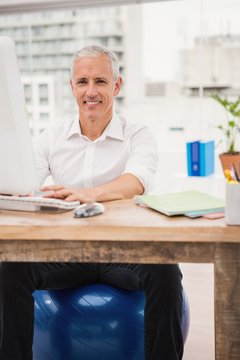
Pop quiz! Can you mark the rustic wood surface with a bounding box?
[1,198,240,360]
[0,199,238,242]
[215,243,240,360]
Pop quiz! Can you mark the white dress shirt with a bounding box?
[34,113,158,193]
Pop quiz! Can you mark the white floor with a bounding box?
[180,263,215,360]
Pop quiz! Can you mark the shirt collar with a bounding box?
[67,118,81,140]
[67,112,124,141]
[103,113,124,141]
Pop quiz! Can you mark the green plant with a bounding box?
[212,94,240,153]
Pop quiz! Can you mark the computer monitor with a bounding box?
[0,36,39,195]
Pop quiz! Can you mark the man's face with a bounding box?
[70,54,122,123]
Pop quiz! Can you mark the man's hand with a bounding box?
[41,185,102,203]
[41,173,144,203]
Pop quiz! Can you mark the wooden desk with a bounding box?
[0,199,240,359]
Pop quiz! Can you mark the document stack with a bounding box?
[135,190,224,218]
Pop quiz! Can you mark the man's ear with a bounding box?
[113,76,123,97]
[70,79,75,97]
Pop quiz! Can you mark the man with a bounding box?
[0,45,183,360]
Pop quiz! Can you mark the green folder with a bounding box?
[135,191,225,217]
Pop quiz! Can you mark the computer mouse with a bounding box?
[74,202,105,218]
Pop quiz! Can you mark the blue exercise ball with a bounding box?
[33,284,189,360]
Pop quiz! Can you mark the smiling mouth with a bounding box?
[84,101,101,105]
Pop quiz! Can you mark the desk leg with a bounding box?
[215,243,240,360]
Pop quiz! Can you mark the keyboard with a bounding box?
[0,195,80,213]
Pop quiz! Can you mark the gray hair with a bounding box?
[70,45,120,80]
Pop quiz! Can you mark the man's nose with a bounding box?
[86,83,97,97]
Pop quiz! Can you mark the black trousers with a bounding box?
[0,262,183,360]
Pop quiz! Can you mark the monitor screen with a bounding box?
[0,36,39,195]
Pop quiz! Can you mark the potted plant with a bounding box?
[212,94,240,177]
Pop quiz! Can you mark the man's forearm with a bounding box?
[90,173,144,202]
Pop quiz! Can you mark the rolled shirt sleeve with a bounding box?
[123,125,159,194]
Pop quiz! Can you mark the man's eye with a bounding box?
[96,79,107,84]
[77,79,87,84]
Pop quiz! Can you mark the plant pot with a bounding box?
[219,153,240,178]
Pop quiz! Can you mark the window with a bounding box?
[24,84,32,105]
[39,84,48,105]
[40,112,49,121]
